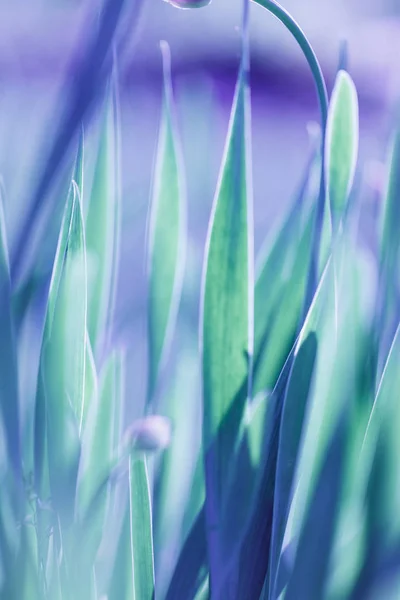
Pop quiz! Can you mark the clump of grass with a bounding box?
[1,0,400,598]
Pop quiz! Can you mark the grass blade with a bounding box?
[0,191,21,476]
[284,415,347,600]
[86,67,121,353]
[35,182,86,527]
[129,455,155,600]
[146,41,187,408]
[200,36,253,594]
[76,351,124,574]
[325,70,359,231]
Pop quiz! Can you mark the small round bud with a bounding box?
[124,416,172,453]
[164,0,211,9]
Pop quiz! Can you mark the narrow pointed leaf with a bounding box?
[0,192,21,476]
[129,455,155,600]
[36,182,86,526]
[285,416,347,600]
[146,41,187,406]
[325,70,359,230]
[200,57,253,594]
[86,68,121,352]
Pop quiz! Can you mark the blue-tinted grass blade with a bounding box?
[200,38,253,595]
[86,65,121,354]
[285,415,347,600]
[10,0,144,286]
[146,41,187,408]
[325,70,359,232]
[35,182,86,528]
[0,190,21,477]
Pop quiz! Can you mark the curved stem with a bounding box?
[251,0,328,312]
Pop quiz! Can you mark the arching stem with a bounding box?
[252,0,329,313]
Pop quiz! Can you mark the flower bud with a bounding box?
[164,0,212,9]
[124,416,172,453]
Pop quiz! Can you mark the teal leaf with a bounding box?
[285,415,347,600]
[325,70,359,230]
[36,181,86,526]
[0,191,21,476]
[129,455,155,600]
[146,41,187,407]
[200,52,253,594]
[86,67,121,353]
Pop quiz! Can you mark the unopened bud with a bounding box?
[124,416,172,453]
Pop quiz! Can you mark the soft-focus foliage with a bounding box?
[1,0,400,599]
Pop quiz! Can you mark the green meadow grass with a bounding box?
[0,0,400,598]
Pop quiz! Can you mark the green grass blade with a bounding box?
[153,331,202,598]
[254,205,314,395]
[268,332,318,598]
[278,237,364,588]
[200,48,253,593]
[129,455,155,600]
[284,416,347,600]
[165,508,208,600]
[146,41,187,407]
[108,503,134,600]
[76,351,124,573]
[86,67,121,353]
[0,192,21,476]
[325,70,359,231]
[359,324,400,573]
[36,181,86,526]
[377,129,400,357]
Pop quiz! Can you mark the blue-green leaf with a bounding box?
[36,182,86,526]
[129,455,155,600]
[325,70,359,230]
[200,54,253,594]
[86,68,121,353]
[0,191,21,476]
[146,41,186,407]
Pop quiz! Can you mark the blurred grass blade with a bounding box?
[0,190,21,476]
[325,70,359,231]
[10,0,144,284]
[35,181,86,526]
[377,129,400,357]
[108,502,133,600]
[86,66,121,353]
[153,331,201,598]
[146,41,187,408]
[269,332,318,598]
[129,455,155,600]
[285,415,347,600]
[200,41,253,593]
[165,508,208,600]
[76,351,124,572]
[278,237,365,589]
[360,323,400,573]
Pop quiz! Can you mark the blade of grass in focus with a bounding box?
[146,41,187,409]
[325,70,359,233]
[200,11,253,591]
